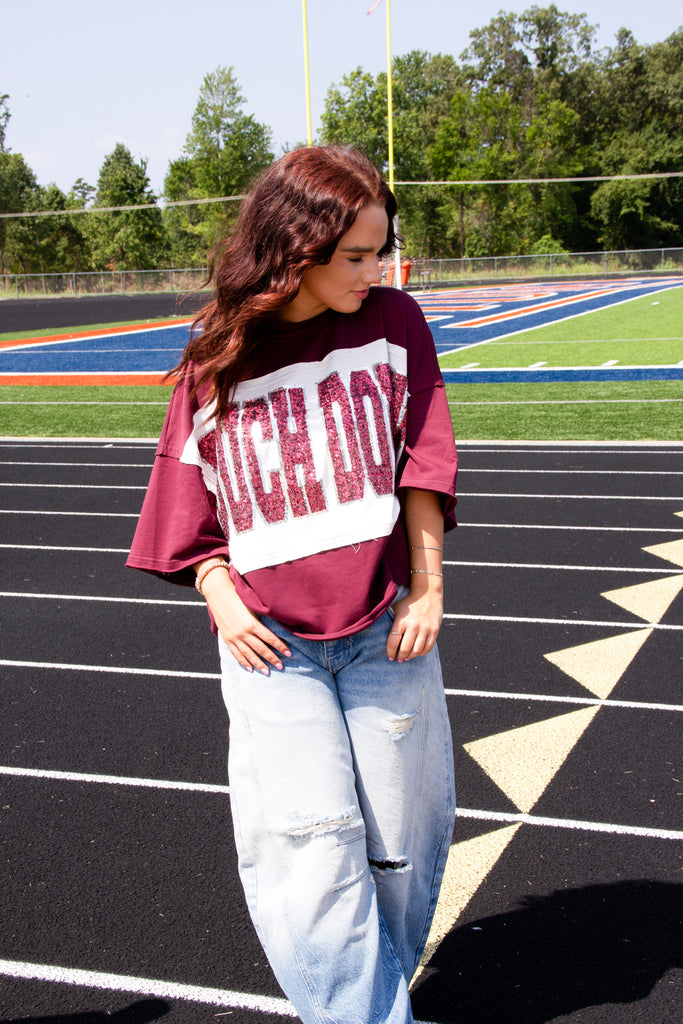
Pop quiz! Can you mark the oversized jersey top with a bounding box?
[127,286,458,639]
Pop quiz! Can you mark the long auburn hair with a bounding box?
[172,145,398,418]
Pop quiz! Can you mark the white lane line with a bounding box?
[0,960,434,1024]
[462,522,683,532]
[444,613,683,630]
[4,767,680,840]
[0,516,679,533]
[0,765,230,793]
[0,461,152,468]
[0,543,130,553]
[0,482,146,489]
[0,443,155,450]
[2,594,681,630]
[0,400,168,405]
[458,468,683,475]
[0,659,219,679]
[0,591,199,606]
[0,960,298,1015]
[464,492,683,501]
[2,547,679,571]
[445,559,683,574]
[457,445,683,453]
[1,659,680,707]
[449,398,683,405]
[457,808,683,841]
[444,688,682,713]
[0,509,139,517]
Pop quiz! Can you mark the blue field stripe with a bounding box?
[441,366,683,383]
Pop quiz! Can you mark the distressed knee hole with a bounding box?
[285,807,364,842]
[368,856,412,876]
[388,710,419,741]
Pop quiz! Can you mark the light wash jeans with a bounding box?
[218,608,455,1024]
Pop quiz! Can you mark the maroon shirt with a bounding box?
[127,287,457,638]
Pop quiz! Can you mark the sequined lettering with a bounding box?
[216,406,253,533]
[374,362,408,450]
[270,387,326,516]
[241,398,286,524]
[317,372,365,504]
[350,369,394,496]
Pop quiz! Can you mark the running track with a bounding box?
[0,440,681,1022]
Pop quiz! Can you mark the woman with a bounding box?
[128,145,457,1024]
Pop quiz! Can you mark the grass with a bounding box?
[0,385,171,438]
[443,380,683,441]
[0,287,681,440]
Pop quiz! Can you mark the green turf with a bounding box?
[1,288,682,440]
[444,380,683,441]
[1,380,680,441]
[439,285,683,368]
[0,386,171,438]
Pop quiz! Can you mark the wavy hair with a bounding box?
[172,146,398,418]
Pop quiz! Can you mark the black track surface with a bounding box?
[0,438,681,1023]
[0,294,205,334]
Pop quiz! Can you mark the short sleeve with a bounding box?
[126,376,229,585]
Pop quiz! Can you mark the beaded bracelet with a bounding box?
[195,557,230,595]
[410,568,443,577]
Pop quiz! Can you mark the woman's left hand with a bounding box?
[386,586,443,662]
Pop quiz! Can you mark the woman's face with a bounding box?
[281,201,389,322]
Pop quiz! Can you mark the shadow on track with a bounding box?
[1,997,168,1024]
[411,880,683,1023]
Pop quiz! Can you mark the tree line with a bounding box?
[1,5,681,277]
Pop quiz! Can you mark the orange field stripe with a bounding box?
[0,318,192,351]
[0,373,174,386]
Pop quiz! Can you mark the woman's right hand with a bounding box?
[200,565,291,675]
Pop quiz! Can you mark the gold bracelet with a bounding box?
[195,558,229,595]
[410,545,443,552]
[410,568,443,577]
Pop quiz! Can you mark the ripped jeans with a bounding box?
[218,608,455,1024]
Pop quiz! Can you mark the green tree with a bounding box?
[90,143,167,270]
[0,93,10,153]
[6,183,91,278]
[162,156,204,267]
[588,29,683,249]
[321,68,388,169]
[165,66,273,259]
[321,51,462,255]
[184,66,273,198]
[0,151,37,273]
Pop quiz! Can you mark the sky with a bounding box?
[3,0,681,199]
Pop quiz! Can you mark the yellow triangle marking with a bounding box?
[676,511,683,518]
[601,574,683,623]
[463,706,599,814]
[416,824,521,976]
[642,539,683,569]
[544,628,653,699]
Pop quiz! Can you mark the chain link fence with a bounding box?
[2,249,682,299]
